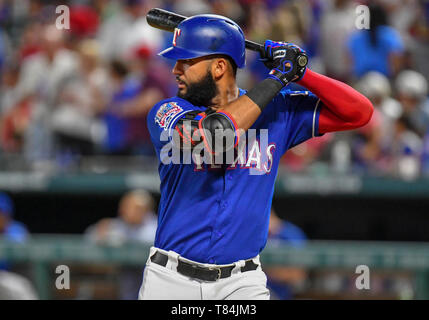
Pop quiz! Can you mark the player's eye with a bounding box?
[182,59,194,65]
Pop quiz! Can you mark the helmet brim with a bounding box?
[158,46,245,68]
[158,46,208,62]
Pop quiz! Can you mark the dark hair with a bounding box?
[225,56,238,77]
[369,4,388,47]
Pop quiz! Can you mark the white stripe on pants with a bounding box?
[138,247,270,300]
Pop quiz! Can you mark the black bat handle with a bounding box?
[245,40,265,56]
[146,8,186,32]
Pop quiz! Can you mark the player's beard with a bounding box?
[177,70,218,107]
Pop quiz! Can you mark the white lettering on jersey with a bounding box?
[245,140,261,169]
[263,144,276,173]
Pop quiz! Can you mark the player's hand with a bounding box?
[262,40,308,86]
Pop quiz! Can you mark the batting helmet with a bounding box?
[158,14,246,68]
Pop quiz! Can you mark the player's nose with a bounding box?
[172,61,184,75]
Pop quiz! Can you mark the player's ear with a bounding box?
[212,58,227,79]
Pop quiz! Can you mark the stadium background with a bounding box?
[1,0,429,300]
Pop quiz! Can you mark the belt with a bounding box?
[150,251,259,282]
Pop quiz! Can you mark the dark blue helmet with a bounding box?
[158,14,246,68]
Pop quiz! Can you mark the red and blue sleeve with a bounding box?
[297,69,374,134]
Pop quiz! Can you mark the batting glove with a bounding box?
[262,40,308,87]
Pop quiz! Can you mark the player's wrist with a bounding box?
[295,63,307,82]
[267,69,291,87]
[245,78,283,112]
[296,67,314,87]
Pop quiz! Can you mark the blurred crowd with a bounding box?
[0,188,157,299]
[0,0,428,179]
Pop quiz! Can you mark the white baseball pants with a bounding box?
[138,247,270,300]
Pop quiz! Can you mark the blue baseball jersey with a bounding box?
[147,88,322,264]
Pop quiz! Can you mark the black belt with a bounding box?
[150,251,259,282]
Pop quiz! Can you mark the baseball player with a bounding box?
[139,14,373,300]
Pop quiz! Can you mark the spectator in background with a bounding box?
[357,71,403,122]
[0,0,425,179]
[85,189,157,245]
[172,0,212,16]
[392,70,427,179]
[15,25,79,167]
[0,192,29,271]
[347,4,404,79]
[110,45,172,156]
[281,133,333,173]
[0,62,32,154]
[407,0,429,81]
[394,70,429,137]
[209,0,244,23]
[0,192,29,244]
[378,0,420,55]
[101,59,142,155]
[69,4,100,39]
[85,189,157,299]
[319,0,356,82]
[0,25,12,73]
[421,128,429,177]
[244,1,274,88]
[97,0,163,61]
[100,45,172,156]
[392,115,423,180]
[244,0,272,45]
[90,0,122,23]
[352,72,403,174]
[0,270,38,299]
[264,209,308,300]
[16,22,43,63]
[15,25,78,107]
[51,39,109,158]
[270,0,310,45]
[268,209,307,247]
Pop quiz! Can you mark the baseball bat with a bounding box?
[146,8,265,56]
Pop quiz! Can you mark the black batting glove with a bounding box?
[262,40,308,87]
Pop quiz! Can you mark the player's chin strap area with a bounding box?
[150,251,259,282]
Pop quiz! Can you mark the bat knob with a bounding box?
[297,55,308,68]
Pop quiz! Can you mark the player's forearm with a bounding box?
[218,78,283,132]
[219,40,307,132]
[217,95,261,132]
[297,69,374,133]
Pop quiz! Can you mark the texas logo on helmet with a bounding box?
[173,28,181,47]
